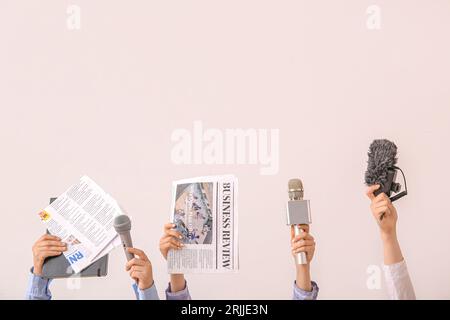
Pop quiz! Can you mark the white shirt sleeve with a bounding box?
[383,260,416,300]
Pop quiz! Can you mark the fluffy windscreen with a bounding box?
[365,139,398,186]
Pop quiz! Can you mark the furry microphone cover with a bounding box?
[365,139,398,187]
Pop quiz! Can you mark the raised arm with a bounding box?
[160,222,191,300]
[290,225,319,300]
[26,234,67,300]
[126,247,160,300]
[366,185,416,300]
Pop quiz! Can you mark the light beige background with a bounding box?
[0,0,449,299]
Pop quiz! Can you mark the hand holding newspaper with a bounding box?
[167,175,239,273]
[38,176,122,273]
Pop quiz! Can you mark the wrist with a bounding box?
[138,278,154,290]
[296,263,310,274]
[380,230,397,244]
[33,258,44,276]
[170,273,186,292]
[295,264,312,292]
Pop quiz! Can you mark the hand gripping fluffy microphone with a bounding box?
[113,215,135,261]
[286,179,312,265]
[365,139,408,220]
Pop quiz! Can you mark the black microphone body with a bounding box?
[365,139,408,218]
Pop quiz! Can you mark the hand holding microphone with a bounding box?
[125,248,154,290]
[290,225,315,264]
[286,179,313,265]
[366,185,398,238]
[114,215,154,290]
[365,142,407,268]
[285,179,316,295]
[365,139,408,221]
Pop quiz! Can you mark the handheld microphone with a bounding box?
[365,139,408,219]
[113,215,135,261]
[286,179,312,265]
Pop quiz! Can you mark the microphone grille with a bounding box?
[113,215,131,233]
[288,179,303,191]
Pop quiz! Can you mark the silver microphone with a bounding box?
[286,179,312,265]
[113,215,135,261]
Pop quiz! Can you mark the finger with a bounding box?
[164,229,183,239]
[164,223,176,231]
[167,238,184,248]
[298,224,309,234]
[37,240,66,248]
[292,246,315,254]
[126,248,149,261]
[41,250,64,258]
[125,258,146,271]
[130,270,144,281]
[293,245,315,254]
[292,240,315,250]
[291,242,316,250]
[290,225,309,240]
[374,207,389,220]
[366,185,380,200]
[291,233,313,243]
[38,246,67,252]
[130,265,146,273]
[160,242,182,255]
[374,200,389,209]
[374,192,388,202]
[161,236,184,247]
[374,206,388,215]
[38,234,61,242]
[160,243,175,255]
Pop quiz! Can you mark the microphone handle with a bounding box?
[294,225,308,265]
[120,232,135,261]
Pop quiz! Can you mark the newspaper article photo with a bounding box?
[168,175,238,274]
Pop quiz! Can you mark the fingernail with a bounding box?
[178,235,182,239]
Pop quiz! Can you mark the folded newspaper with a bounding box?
[167,175,239,273]
[38,176,122,273]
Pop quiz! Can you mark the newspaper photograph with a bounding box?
[168,175,238,273]
[38,175,122,273]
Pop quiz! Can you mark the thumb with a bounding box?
[366,185,380,200]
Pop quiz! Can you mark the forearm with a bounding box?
[295,264,312,292]
[381,232,403,265]
[170,274,186,292]
[26,270,52,300]
[166,274,191,300]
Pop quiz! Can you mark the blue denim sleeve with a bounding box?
[293,281,319,300]
[25,270,52,300]
[132,282,160,300]
[165,281,191,300]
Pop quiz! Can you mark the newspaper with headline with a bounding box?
[168,175,239,273]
